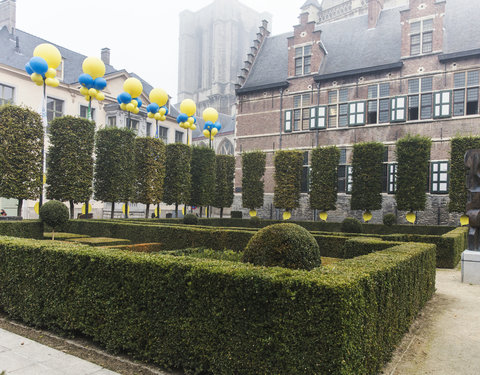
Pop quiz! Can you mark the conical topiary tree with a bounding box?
[213,154,235,218]
[242,151,266,215]
[163,143,191,218]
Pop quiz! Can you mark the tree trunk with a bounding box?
[175,203,178,218]
[17,198,23,217]
[69,200,74,219]
[85,200,89,219]
[125,202,129,218]
[157,203,160,219]
[220,207,223,218]
[200,207,203,218]
[52,229,55,241]
[111,202,115,219]
[145,203,150,219]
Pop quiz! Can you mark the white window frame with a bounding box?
[348,101,366,126]
[433,91,452,118]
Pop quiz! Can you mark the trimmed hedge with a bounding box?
[241,151,266,210]
[0,220,43,239]
[309,146,339,211]
[65,237,131,247]
[273,150,303,211]
[343,237,401,259]
[448,136,480,213]
[0,236,436,374]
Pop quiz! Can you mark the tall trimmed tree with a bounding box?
[94,128,136,218]
[0,105,43,216]
[134,137,166,218]
[163,143,191,217]
[242,151,266,211]
[350,142,384,212]
[46,116,95,218]
[449,136,480,213]
[189,146,216,217]
[395,135,432,213]
[309,146,340,212]
[274,150,303,212]
[213,154,235,218]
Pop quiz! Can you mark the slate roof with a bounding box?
[238,0,480,92]
[0,26,153,91]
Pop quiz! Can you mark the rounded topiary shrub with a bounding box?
[242,223,321,270]
[341,217,363,233]
[183,213,198,225]
[383,213,397,226]
[39,200,69,239]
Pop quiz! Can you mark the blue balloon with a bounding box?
[135,98,142,108]
[93,77,107,91]
[204,121,214,130]
[149,103,159,113]
[177,113,188,123]
[79,73,94,89]
[119,92,132,104]
[214,122,222,131]
[25,62,33,75]
[163,106,169,116]
[193,116,196,123]
[29,56,48,75]
[117,94,122,105]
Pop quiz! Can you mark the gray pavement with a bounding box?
[0,328,119,375]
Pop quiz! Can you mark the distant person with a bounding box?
[1,209,6,216]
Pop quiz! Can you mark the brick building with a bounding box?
[234,0,480,225]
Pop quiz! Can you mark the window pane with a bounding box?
[368,85,377,99]
[453,89,465,116]
[421,77,433,92]
[408,79,419,94]
[295,47,302,57]
[339,88,349,102]
[379,83,390,97]
[467,70,479,87]
[304,45,312,55]
[423,18,433,31]
[302,93,311,104]
[454,72,465,88]
[328,91,337,104]
[421,93,432,119]
[467,87,479,101]
[294,95,301,108]
[339,149,347,164]
[411,21,421,33]
[379,98,389,123]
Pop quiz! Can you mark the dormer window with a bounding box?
[295,45,312,76]
[410,18,433,56]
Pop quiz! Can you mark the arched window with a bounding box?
[218,138,234,155]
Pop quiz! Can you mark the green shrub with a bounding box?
[242,151,266,210]
[242,223,321,270]
[250,216,261,226]
[309,146,340,211]
[0,220,43,239]
[183,214,198,225]
[343,237,400,259]
[164,248,243,262]
[231,211,242,219]
[0,236,436,375]
[341,217,363,233]
[383,213,397,226]
[273,150,303,211]
[39,201,69,239]
[65,237,131,247]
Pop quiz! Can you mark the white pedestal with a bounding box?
[461,250,480,285]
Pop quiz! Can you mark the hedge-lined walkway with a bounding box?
[382,268,480,375]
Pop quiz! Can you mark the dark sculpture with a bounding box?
[465,149,480,251]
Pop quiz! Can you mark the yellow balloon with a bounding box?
[96,92,105,101]
[190,124,197,131]
[154,113,161,120]
[34,43,62,69]
[35,80,44,86]
[363,211,372,222]
[126,103,135,112]
[84,95,90,101]
[133,107,140,114]
[34,202,40,215]
[211,128,218,136]
[203,129,210,138]
[45,68,56,79]
[123,78,143,98]
[81,204,92,215]
[283,211,291,220]
[149,88,168,106]
[406,212,416,224]
[45,77,59,87]
[160,115,166,121]
[120,103,127,110]
[180,99,196,117]
[187,117,194,124]
[460,215,469,226]
[159,107,166,116]
[319,211,328,221]
[203,107,218,123]
[30,73,42,82]
[122,204,130,215]
[80,86,89,96]
[249,210,257,217]
[148,112,154,119]
[82,56,105,79]
[131,100,138,108]
[88,88,98,97]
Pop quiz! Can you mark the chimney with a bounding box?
[101,47,110,65]
[368,0,384,29]
[0,0,16,34]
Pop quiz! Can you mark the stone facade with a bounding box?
[234,0,480,225]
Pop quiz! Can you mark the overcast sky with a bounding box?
[16,0,302,102]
